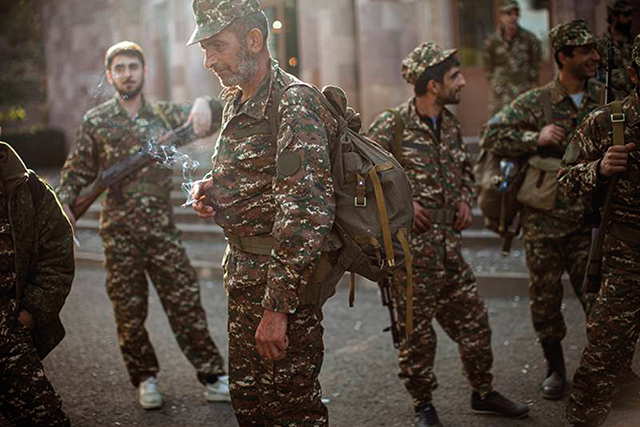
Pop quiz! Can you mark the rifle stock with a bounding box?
[69,122,193,220]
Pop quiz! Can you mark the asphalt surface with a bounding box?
[3,267,633,427]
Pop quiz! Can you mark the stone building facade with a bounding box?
[41,0,624,147]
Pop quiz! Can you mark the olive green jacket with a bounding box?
[0,141,75,358]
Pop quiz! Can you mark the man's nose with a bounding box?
[204,51,218,69]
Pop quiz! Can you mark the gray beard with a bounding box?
[217,50,259,88]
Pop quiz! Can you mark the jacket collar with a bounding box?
[0,142,29,193]
[547,77,602,107]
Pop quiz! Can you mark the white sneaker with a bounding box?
[138,376,163,409]
[204,375,231,402]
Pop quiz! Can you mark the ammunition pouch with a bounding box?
[516,156,562,211]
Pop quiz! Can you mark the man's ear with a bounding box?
[105,68,114,86]
[246,28,264,54]
[628,66,639,86]
[558,51,569,68]
[426,79,439,95]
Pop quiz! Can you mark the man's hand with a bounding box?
[62,204,77,232]
[453,201,474,231]
[190,178,215,218]
[256,309,289,361]
[412,200,431,234]
[187,97,212,137]
[599,142,636,178]
[537,124,565,147]
[17,309,35,331]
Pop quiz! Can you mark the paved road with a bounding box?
[22,268,640,426]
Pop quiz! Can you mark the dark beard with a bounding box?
[615,20,633,36]
[116,78,144,100]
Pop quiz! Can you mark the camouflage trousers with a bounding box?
[392,262,494,409]
[0,321,69,426]
[523,228,591,344]
[228,284,327,426]
[102,226,225,387]
[567,234,640,426]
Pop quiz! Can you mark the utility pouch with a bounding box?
[517,155,562,211]
[300,251,342,309]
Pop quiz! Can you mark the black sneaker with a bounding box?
[471,391,529,419]
[414,404,444,427]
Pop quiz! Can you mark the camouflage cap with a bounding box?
[549,19,595,52]
[188,0,262,46]
[633,34,640,66]
[499,0,520,13]
[104,41,145,68]
[401,42,457,85]
[608,0,634,12]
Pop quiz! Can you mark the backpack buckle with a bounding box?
[611,113,626,123]
[354,196,367,207]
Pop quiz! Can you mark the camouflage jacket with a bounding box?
[366,100,475,270]
[0,142,74,358]
[211,60,336,314]
[596,30,635,101]
[483,25,542,115]
[559,89,640,228]
[57,96,222,232]
[479,77,603,239]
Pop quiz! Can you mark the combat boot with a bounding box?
[414,404,444,427]
[541,341,566,400]
[471,390,529,418]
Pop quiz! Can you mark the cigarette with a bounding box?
[181,195,205,208]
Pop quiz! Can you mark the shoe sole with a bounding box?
[205,395,231,403]
[471,409,529,419]
[140,401,163,410]
[542,392,564,401]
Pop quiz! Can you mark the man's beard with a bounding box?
[438,90,461,106]
[116,77,144,100]
[615,20,633,36]
[214,46,259,87]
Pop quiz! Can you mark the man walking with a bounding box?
[480,20,602,400]
[482,0,542,115]
[57,41,229,409]
[188,1,340,425]
[366,42,528,427]
[562,34,640,427]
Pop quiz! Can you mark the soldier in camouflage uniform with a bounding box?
[366,42,528,427]
[482,0,542,115]
[0,140,74,426]
[188,1,340,425]
[596,0,636,100]
[562,34,640,427]
[56,41,229,409]
[480,20,602,401]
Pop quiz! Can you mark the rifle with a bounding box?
[583,40,617,294]
[70,122,195,220]
[378,275,401,348]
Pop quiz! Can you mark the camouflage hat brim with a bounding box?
[188,22,225,46]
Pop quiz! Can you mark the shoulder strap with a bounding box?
[152,103,172,130]
[268,82,316,139]
[541,88,552,124]
[385,109,405,161]
[611,100,625,146]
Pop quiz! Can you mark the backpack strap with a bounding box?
[611,101,625,146]
[386,108,405,161]
[541,88,552,124]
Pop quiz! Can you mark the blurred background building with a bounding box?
[0,0,637,162]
